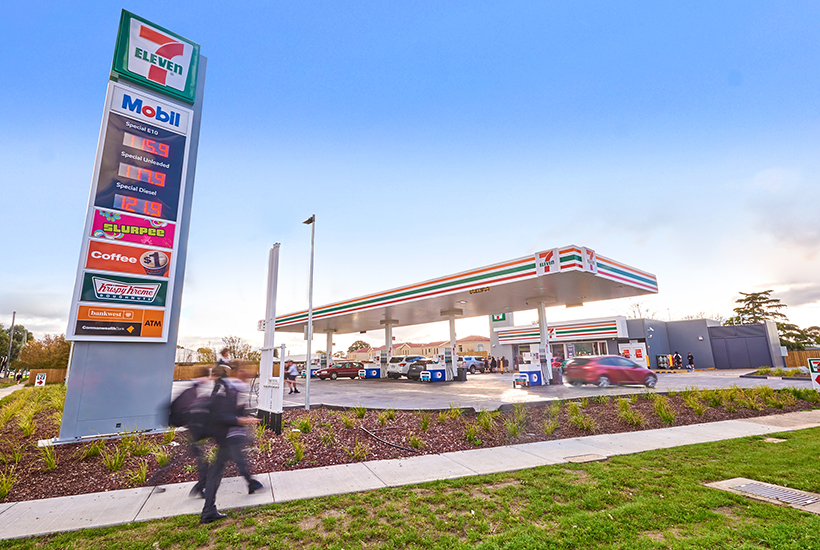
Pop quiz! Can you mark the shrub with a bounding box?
[682,393,707,416]
[0,468,17,499]
[101,446,127,472]
[653,395,675,425]
[512,403,527,426]
[465,423,482,446]
[352,405,367,419]
[447,404,463,420]
[153,447,170,467]
[594,395,610,404]
[504,418,522,437]
[163,428,177,445]
[437,411,449,424]
[542,419,558,436]
[40,445,58,471]
[340,414,357,429]
[617,398,646,426]
[408,432,425,449]
[294,415,312,433]
[568,412,596,431]
[345,440,370,461]
[127,461,148,486]
[477,410,499,431]
[130,434,154,456]
[548,402,561,417]
[321,432,335,447]
[417,411,431,431]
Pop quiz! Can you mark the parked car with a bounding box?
[315,361,364,380]
[406,359,436,380]
[386,355,427,379]
[564,355,657,388]
[460,356,485,374]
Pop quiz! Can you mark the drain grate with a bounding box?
[731,483,818,506]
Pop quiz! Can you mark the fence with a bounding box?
[25,369,67,385]
[785,350,820,370]
[173,362,261,381]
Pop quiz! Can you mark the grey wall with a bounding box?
[708,323,779,370]
[667,320,718,369]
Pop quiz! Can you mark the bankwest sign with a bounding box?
[112,11,200,104]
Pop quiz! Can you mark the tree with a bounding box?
[725,291,787,325]
[16,334,70,370]
[221,335,252,360]
[348,340,370,353]
[724,290,819,350]
[196,347,216,363]
[0,323,34,364]
[626,302,658,319]
[247,350,261,363]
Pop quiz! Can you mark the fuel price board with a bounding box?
[67,80,194,342]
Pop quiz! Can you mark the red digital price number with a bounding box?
[118,162,166,187]
[113,194,162,218]
[122,131,170,157]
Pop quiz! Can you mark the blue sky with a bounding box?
[2,1,819,354]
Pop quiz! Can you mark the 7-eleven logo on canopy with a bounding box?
[535,248,559,276]
[113,11,200,104]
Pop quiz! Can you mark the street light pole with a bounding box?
[303,214,316,410]
[4,311,15,378]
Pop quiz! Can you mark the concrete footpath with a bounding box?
[1,409,820,540]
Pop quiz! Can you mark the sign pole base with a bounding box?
[257,409,282,435]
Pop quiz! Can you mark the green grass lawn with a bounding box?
[4,427,820,549]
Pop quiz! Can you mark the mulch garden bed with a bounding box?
[1,388,818,503]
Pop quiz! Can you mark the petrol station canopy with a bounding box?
[274,245,658,335]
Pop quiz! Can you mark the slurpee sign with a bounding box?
[112,11,201,104]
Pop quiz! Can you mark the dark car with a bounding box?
[406,359,436,380]
[564,355,657,388]
[387,355,427,379]
[316,361,364,380]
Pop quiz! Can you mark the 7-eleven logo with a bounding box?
[536,249,559,276]
[128,19,193,92]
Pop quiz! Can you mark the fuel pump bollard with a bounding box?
[513,373,529,388]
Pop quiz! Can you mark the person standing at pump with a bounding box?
[285,359,299,394]
[673,351,683,369]
[687,352,695,371]
[490,356,498,373]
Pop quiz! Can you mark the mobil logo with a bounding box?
[110,84,190,132]
[121,93,181,127]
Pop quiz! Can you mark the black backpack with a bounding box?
[168,384,199,428]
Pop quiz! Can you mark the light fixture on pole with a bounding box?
[303,214,315,410]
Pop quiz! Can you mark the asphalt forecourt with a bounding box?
[2,421,820,547]
[271,369,813,412]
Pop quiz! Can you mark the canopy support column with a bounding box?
[537,301,553,383]
[441,308,463,381]
[380,319,398,378]
[325,330,335,367]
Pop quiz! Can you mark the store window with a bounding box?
[550,343,565,360]
[573,341,608,356]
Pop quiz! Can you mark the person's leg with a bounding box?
[227,436,251,482]
[201,443,230,521]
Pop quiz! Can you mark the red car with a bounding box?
[564,355,657,388]
[315,361,364,380]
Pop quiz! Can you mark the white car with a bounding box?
[386,355,427,379]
